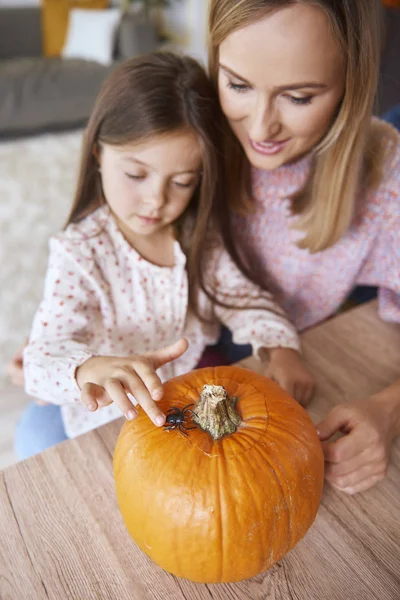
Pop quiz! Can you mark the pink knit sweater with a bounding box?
[233,122,400,331]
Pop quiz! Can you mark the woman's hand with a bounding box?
[265,347,316,406]
[317,389,400,495]
[76,338,188,426]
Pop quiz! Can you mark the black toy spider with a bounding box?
[163,403,198,436]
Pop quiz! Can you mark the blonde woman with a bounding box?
[209,0,400,494]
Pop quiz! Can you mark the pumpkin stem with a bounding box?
[192,384,241,441]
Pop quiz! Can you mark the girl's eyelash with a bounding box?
[227,81,249,93]
[174,181,193,188]
[125,174,194,188]
[289,96,313,106]
[126,173,145,180]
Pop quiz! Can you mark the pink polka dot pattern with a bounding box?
[24,207,300,439]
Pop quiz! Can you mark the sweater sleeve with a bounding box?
[206,245,301,357]
[23,236,100,405]
[358,130,400,323]
[376,204,400,323]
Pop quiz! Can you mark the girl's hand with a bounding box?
[265,347,316,406]
[76,338,189,426]
[316,394,398,495]
[7,344,26,387]
[8,341,49,405]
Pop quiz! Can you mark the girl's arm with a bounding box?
[24,236,189,425]
[23,237,99,405]
[208,247,300,353]
[208,247,315,404]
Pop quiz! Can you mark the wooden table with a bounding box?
[1,301,400,600]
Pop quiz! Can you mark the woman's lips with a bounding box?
[249,137,290,156]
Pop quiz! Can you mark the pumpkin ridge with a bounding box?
[220,426,267,460]
[251,441,293,558]
[266,421,316,451]
[139,429,193,567]
[256,431,323,534]
[235,382,270,425]
[120,416,162,448]
[215,444,225,582]
[231,440,271,568]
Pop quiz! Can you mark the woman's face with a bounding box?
[218,3,345,171]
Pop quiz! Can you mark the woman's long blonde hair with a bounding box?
[209,0,392,252]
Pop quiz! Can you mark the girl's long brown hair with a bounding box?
[209,0,394,253]
[66,52,265,320]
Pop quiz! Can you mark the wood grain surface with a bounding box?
[1,301,399,600]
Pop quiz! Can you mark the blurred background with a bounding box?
[0,0,398,468]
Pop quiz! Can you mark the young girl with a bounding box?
[208,0,400,494]
[16,52,314,459]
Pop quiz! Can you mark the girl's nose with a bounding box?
[146,185,166,209]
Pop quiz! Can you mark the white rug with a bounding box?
[0,129,84,384]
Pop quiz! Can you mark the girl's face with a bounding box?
[99,128,202,240]
[218,3,345,171]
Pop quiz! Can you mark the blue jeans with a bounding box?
[15,402,68,461]
[212,326,252,363]
[347,285,378,304]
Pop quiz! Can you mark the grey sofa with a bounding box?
[0,7,158,139]
[0,6,399,140]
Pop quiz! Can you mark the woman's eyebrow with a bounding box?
[275,82,327,92]
[219,63,252,84]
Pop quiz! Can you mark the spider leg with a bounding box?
[181,423,197,431]
[182,406,196,421]
[181,403,195,413]
[167,407,181,415]
[163,424,177,431]
[177,424,189,436]
[182,410,195,419]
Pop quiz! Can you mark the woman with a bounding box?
[208,0,400,494]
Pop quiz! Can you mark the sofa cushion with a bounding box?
[41,0,109,58]
[62,8,121,66]
[0,58,113,139]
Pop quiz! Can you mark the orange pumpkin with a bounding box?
[114,366,324,583]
